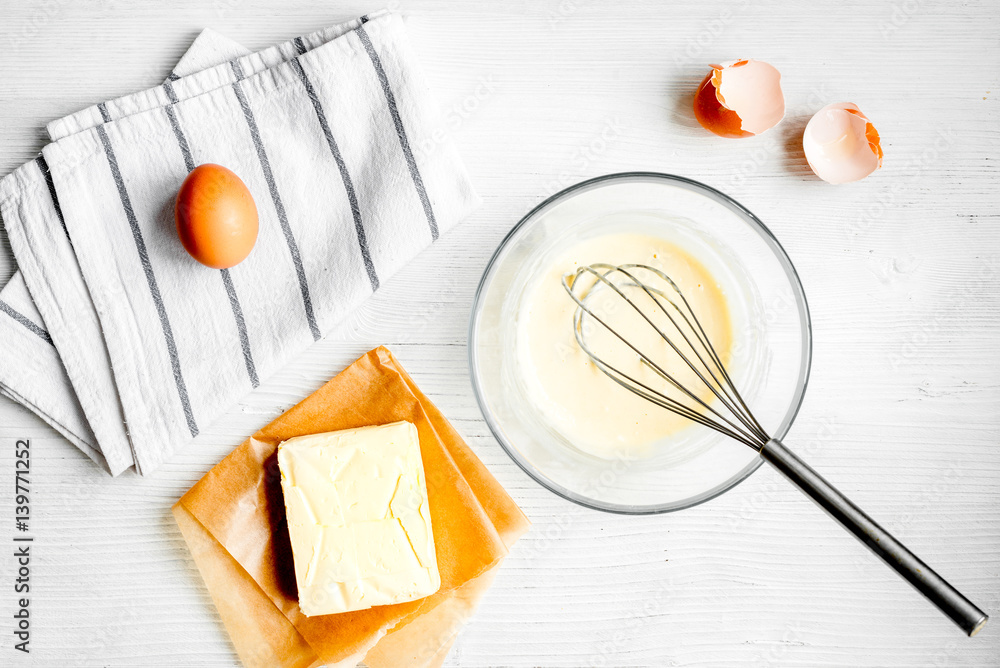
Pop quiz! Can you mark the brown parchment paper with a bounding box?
[173,347,530,667]
[363,565,500,668]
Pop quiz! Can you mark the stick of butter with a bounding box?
[277,421,440,617]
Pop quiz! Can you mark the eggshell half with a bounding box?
[693,59,785,138]
[802,102,883,184]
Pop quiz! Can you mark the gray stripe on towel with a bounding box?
[356,25,439,241]
[162,82,195,173]
[219,268,259,387]
[35,155,71,242]
[96,124,199,437]
[291,38,379,292]
[0,299,53,346]
[163,80,260,388]
[230,60,322,341]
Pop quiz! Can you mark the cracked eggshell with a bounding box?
[693,59,785,138]
[803,102,883,184]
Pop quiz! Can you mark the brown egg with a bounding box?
[175,164,258,269]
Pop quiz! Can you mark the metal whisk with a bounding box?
[563,263,988,637]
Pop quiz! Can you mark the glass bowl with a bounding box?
[469,173,811,514]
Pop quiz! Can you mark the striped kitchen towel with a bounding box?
[0,11,478,476]
[0,27,250,474]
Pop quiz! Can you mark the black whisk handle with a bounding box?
[759,438,988,637]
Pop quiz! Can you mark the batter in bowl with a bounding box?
[515,232,733,460]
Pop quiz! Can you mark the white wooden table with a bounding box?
[1,1,998,665]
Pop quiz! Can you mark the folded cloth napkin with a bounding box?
[0,27,250,474]
[0,272,99,462]
[0,11,478,476]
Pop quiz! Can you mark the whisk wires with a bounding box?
[562,263,769,451]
